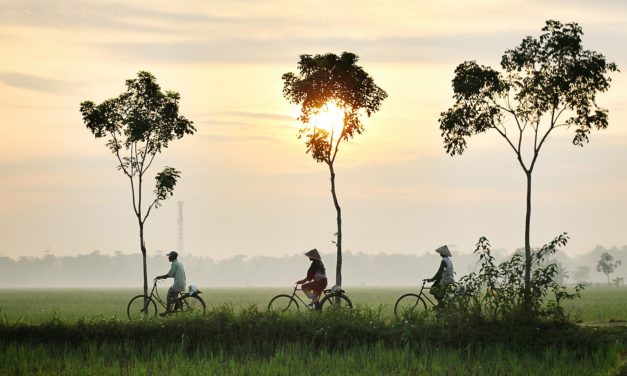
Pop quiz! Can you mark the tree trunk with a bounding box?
[140,223,148,298]
[523,171,532,309]
[328,162,342,288]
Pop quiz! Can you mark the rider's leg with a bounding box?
[430,284,445,307]
[302,282,318,305]
[311,291,321,304]
[160,287,178,316]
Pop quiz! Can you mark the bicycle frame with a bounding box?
[286,284,322,310]
[286,283,344,309]
[149,281,168,309]
[417,280,437,307]
[149,280,188,309]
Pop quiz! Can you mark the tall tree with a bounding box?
[80,71,195,298]
[282,52,387,287]
[573,266,590,284]
[438,20,617,307]
[596,252,622,285]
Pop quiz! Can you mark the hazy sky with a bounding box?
[1,0,626,261]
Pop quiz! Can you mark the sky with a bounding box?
[1,0,626,263]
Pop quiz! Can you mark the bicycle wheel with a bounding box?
[174,295,207,318]
[127,295,157,320]
[267,294,299,313]
[394,293,428,319]
[319,293,353,310]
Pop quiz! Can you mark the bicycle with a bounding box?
[393,279,438,319]
[127,279,206,320]
[268,283,353,312]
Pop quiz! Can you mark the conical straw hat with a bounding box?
[435,245,452,257]
[305,248,322,260]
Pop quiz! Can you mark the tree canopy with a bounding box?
[440,20,618,160]
[283,52,387,164]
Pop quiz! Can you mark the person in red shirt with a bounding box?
[296,248,328,309]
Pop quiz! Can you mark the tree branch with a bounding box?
[143,150,158,175]
[142,199,157,224]
[531,117,557,171]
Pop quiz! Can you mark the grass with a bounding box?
[0,306,625,375]
[0,286,625,374]
[0,285,624,323]
[559,286,627,323]
[1,341,624,375]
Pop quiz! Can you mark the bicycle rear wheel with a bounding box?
[394,293,427,320]
[267,294,299,313]
[319,293,353,310]
[127,295,157,320]
[174,295,207,318]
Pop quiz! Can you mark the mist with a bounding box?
[0,246,624,288]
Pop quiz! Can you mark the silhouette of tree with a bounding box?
[597,252,622,285]
[80,71,195,298]
[283,52,387,287]
[573,266,590,284]
[438,20,618,308]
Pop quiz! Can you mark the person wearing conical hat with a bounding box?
[296,249,328,309]
[424,245,455,306]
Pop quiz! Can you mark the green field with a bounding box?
[0,286,625,323]
[2,341,623,376]
[1,287,626,375]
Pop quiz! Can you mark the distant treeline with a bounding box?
[0,246,624,288]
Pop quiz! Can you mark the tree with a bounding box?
[596,252,622,285]
[552,260,569,285]
[438,20,618,307]
[573,266,590,284]
[612,276,624,287]
[80,71,195,298]
[282,52,387,287]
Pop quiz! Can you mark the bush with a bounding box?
[444,234,584,323]
[1,305,622,355]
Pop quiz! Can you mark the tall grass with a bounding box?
[1,306,625,375]
[1,306,624,350]
[1,341,623,375]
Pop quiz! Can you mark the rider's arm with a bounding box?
[158,262,179,280]
[296,275,311,284]
[427,260,446,283]
[297,265,315,284]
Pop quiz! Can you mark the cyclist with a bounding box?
[155,251,186,317]
[296,249,328,309]
[425,245,454,306]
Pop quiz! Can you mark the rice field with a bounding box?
[1,286,625,375]
[0,286,625,323]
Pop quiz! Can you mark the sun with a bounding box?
[309,102,345,137]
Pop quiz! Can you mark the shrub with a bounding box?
[446,234,584,323]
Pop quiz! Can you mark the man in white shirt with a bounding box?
[155,251,186,316]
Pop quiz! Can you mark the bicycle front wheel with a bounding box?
[174,295,207,318]
[319,293,353,310]
[394,293,427,320]
[127,295,157,320]
[267,294,299,313]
